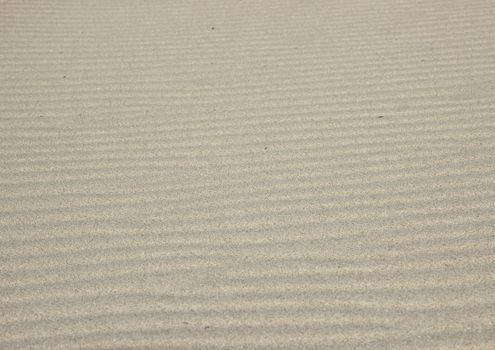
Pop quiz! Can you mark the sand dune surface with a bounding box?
[1,0,495,349]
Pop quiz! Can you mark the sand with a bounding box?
[1,0,494,349]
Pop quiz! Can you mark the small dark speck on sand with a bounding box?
[378,116,384,118]
[204,326,210,329]
[264,146,268,150]
[63,76,66,78]
[211,27,215,30]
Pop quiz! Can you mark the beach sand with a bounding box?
[1,0,494,348]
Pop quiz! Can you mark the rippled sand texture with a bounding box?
[1,0,495,349]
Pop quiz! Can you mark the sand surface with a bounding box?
[1,0,495,349]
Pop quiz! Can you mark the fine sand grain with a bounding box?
[1,0,495,349]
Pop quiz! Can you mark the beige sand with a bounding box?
[1,0,495,349]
